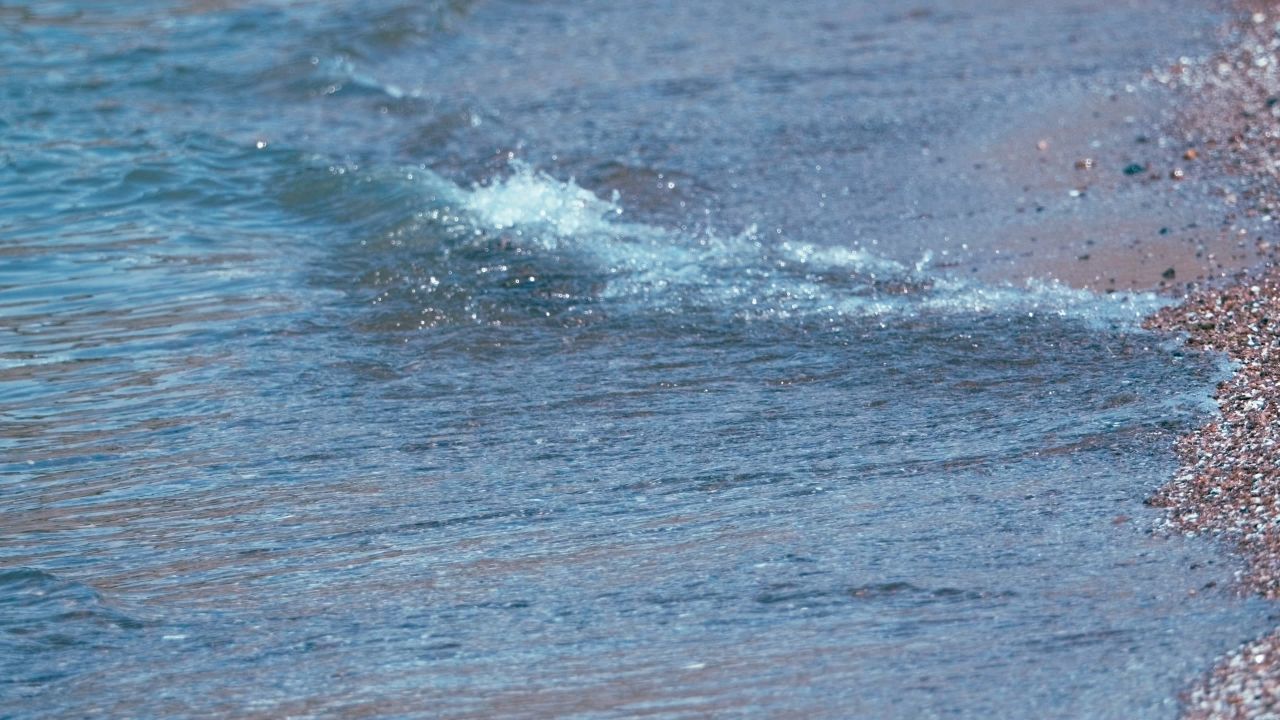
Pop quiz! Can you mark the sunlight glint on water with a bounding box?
[0,1,1270,718]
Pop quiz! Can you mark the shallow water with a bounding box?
[2,1,1275,718]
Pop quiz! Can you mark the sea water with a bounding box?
[2,1,1275,718]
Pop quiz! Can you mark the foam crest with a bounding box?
[775,239,909,277]
[462,163,632,239]
[916,278,1168,327]
[414,162,1165,328]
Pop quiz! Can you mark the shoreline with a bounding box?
[1144,267,1280,716]
[1138,1,1280,716]
[1144,265,1280,719]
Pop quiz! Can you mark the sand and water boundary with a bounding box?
[1126,2,1280,715]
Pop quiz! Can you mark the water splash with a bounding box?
[462,162,631,238]
[345,160,1168,329]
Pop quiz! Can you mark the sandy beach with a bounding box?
[1146,268,1280,716]
[1137,2,1280,716]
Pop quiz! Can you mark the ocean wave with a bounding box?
[0,567,143,686]
[308,159,1168,330]
[449,163,1163,325]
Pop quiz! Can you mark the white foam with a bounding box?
[917,277,1168,328]
[462,163,629,238]
[418,162,1166,328]
[775,238,909,277]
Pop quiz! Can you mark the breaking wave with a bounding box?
[332,160,1167,329]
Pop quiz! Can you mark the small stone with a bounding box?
[1163,267,1177,280]
[1184,148,1199,160]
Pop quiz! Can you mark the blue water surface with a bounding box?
[1,1,1274,718]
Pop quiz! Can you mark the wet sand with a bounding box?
[1131,2,1280,716]
[945,0,1280,713]
[926,64,1280,292]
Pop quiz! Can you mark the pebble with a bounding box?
[1146,266,1280,719]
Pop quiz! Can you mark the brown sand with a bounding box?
[1146,271,1280,596]
[944,75,1279,291]
[1137,2,1280,716]
[1146,268,1280,718]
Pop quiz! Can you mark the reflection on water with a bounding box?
[1,1,1270,717]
